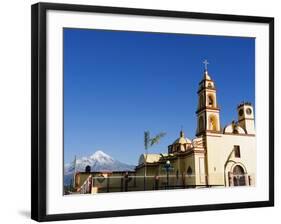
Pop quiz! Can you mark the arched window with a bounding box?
[233,165,244,174]
[199,116,204,131]
[180,144,185,152]
[199,95,204,107]
[234,145,241,158]
[209,115,217,131]
[208,94,214,107]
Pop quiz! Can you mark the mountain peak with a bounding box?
[90,150,112,160]
[64,150,136,186]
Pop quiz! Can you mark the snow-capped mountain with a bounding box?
[64,150,135,186]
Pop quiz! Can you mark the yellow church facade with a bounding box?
[135,69,256,189]
[72,68,256,194]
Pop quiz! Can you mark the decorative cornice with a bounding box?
[238,118,255,122]
[174,150,206,158]
[197,86,216,94]
[197,129,255,137]
[223,132,255,137]
[196,130,222,137]
[199,79,214,85]
[237,101,252,109]
[196,106,220,114]
[135,162,159,169]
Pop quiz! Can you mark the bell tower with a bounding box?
[196,60,221,136]
[237,102,255,134]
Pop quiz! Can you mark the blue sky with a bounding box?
[63,28,255,165]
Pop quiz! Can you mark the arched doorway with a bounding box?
[233,165,246,186]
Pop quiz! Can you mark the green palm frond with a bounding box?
[149,132,166,147]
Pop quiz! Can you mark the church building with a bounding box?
[135,66,256,189]
[71,64,256,194]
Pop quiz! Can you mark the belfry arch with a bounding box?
[199,116,204,132]
[199,95,204,108]
[209,115,218,131]
[207,94,215,107]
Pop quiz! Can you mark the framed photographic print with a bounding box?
[31,2,274,222]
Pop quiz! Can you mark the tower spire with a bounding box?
[202,59,211,80]
[196,61,220,136]
[180,125,184,137]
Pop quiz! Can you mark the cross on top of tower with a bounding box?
[203,59,209,71]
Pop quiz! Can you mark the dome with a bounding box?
[173,137,192,144]
[223,122,246,134]
[173,130,192,144]
[203,70,211,80]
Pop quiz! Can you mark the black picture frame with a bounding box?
[31,2,274,222]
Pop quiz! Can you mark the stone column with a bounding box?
[228,172,233,186]
[244,174,249,186]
